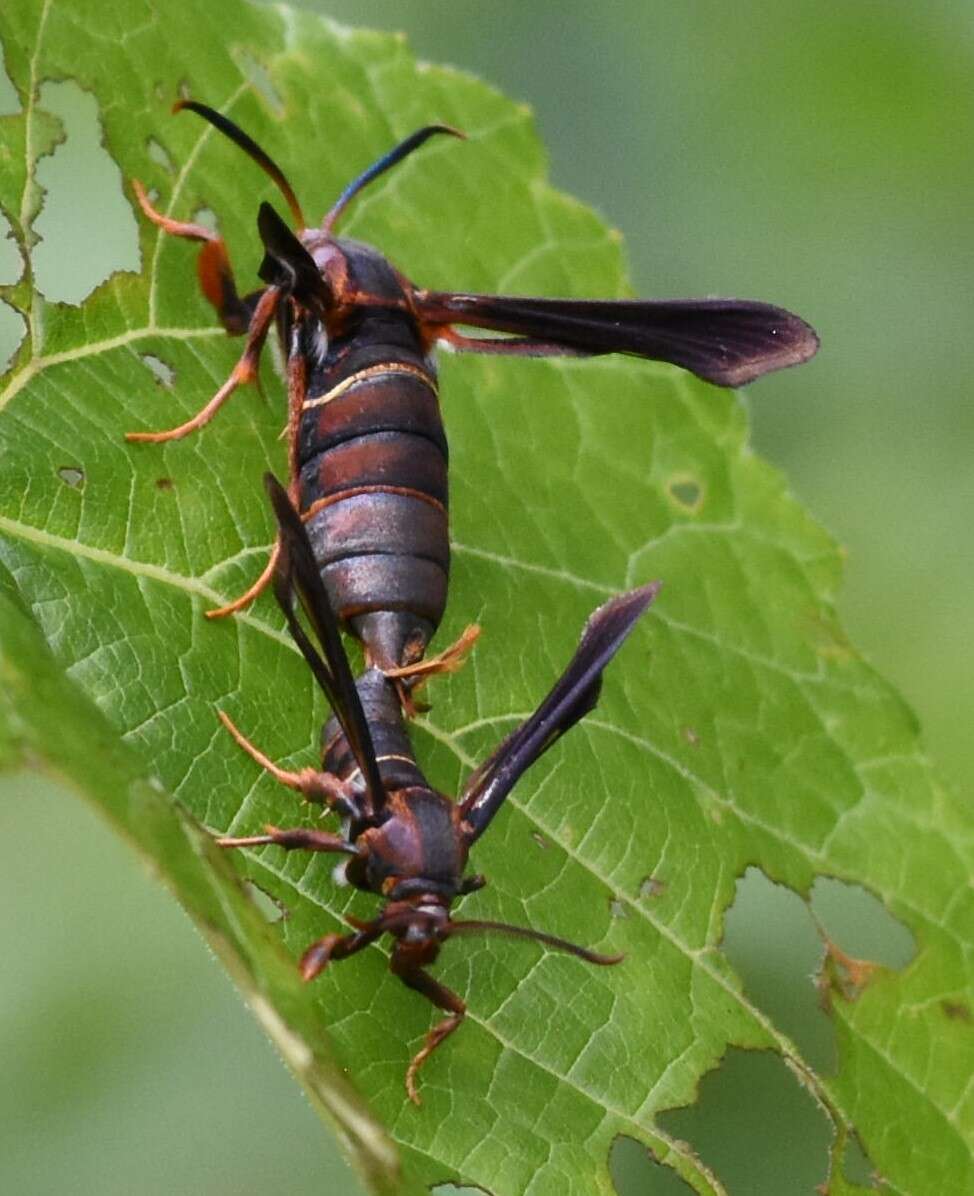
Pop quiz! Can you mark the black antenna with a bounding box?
[175,100,306,227]
[445,918,623,964]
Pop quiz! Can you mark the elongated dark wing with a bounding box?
[417,290,818,386]
[459,583,660,843]
[257,202,333,311]
[265,473,386,818]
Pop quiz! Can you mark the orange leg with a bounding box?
[299,924,382,982]
[133,179,260,334]
[205,542,280,620]
[205,353,306,618]
[393,965,466,1106]
[216,710,354,811]
[383,623,481,684]
[383,623,482,716]
[435,323,585,358]
[217,822,355,854]
[127,286,281,443]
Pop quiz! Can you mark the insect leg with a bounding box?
[126,286,281,443]
[382,622,481,684]
[205,543,281,621]
[205,346,306,619]
[216,710,359,814]
[392,963,466,1106]
[381,622,481,715]
[132,179,261,333]
[216,823,357,853]
[300,925,382,982]
[435,325,587,357]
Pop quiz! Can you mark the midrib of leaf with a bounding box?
[0,511,292,650]
[0,326,224,413]
[450,539,618,599]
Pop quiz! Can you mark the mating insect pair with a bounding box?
[216,475,657,1103]
[131,101,818,713]
[131,102,818,1101]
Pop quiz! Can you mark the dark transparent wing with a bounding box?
[417,291,819,386]
[459,583,660,843]
[265,473,386,817]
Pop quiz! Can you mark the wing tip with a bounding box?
[593,580,662,628]
[712,311,821,387]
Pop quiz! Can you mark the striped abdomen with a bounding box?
[321,667,426,795]
[322,668,468,899]
[298,312,449,672]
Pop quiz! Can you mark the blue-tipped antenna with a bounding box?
[323,124,465,232]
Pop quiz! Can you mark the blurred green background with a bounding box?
[1,1,970,1192]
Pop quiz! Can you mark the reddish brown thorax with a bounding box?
[358,789,469,894]
[300,231,417,332]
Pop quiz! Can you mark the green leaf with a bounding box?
[0,3,970,1195]
[0,564,398,1192]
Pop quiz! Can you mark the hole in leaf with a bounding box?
[0,299,26,374]
[810,876,915,971]
[32,81,140,305]
[610,1136,693,1195]
[608,897,628,919]
[725,869,917,1060]
[242,879,288,923]
[0,42,18,114]
[843,1130,880,1188]
[155,476,175,492]
[0,210,23,284]
[639,875,666,900]
[531,831,548,850]
[657,1049,832,1194]
[56,465,85,490]
[147,136,175,173]
[722,867,835,1072]
[193,206,218,234]
[666,474,703,512]
[141,352,175,388]
[430,1184,493,1196]
[233,48,286,117]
